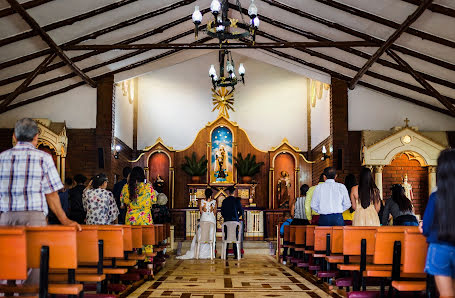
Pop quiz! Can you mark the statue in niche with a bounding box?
[153,175,165,193]
[214,145,227,180]
[277,171,291,209]
[402,174,414,202]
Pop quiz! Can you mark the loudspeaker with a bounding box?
[337,148,343,170]
[98,148,104,169]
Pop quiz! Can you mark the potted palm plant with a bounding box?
[181,152,208,183]
[234,153,264,183]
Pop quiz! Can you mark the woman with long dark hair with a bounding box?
[351,167,381,226]
[422,149,455,296]
[343,174,357,224]
[121,167,157,260]
[382,184,417,226]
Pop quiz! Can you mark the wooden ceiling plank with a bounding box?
[0,53,55,111]
[316,0,455,48]
[0,0,197,70]
[259,0,455,72]
[401,0,455,17]
[0,0,141,47]
[349,0,433,89]
[6,0,97,87]
[0,0,52,18]
[386,49,455,115]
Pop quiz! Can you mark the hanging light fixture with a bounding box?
[209,50,245,89]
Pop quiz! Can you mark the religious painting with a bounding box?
[211,126,233,183]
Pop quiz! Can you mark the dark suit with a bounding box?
[221,195,243,258]
[68,185,86,224]
[113,179,127,224]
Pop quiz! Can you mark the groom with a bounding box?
[221,186,243,259]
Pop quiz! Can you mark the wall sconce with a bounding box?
[321,145,333,160]
[114,145,121,159]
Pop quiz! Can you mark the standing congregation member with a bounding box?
[311,167,351,226]
[0,118,80,283]
[422,148,455,297]
[121,167,157,261]
[351,167,381,227]
[382,184,418,226]
[291,184,310,225]
[221,186,243,259]
[342,174,357,225]
[48,177,72,224]
[83,174,119,225]
[68,174,88,224]
[305,174,324,224]
[113,166,131,224]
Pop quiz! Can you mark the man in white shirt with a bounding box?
[311,167,351,226]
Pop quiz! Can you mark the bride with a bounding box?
[177,188,217,259]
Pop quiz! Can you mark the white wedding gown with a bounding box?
[177,199,216,259]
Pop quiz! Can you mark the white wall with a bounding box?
[114,83,133,148]
[0,85,96,128]
[137,52,308,151]
[311,87,331,149]
[349,86,455,131]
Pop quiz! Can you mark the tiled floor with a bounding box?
[128,255,339,298]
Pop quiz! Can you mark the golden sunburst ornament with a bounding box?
[212,87,235,118]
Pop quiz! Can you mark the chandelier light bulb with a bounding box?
[322,145,327,154]
[213,74,218,81]
[231,72,236,79]
[192,6,202,24]
[248,0,258,18]
[238,63,245,75]
[216,25,225,32]
[115,145,121,151]
[252,16,260,28]
[210,0,221,14]
[209,64,217,77]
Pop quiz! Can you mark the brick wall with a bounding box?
[311,136,332,185]
[65,129,98,182]
[111,137,133,185]
[382,154,428,216]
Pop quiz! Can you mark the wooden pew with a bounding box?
[390,230,428,295]
[325,226,345,264]
[127,226,146,261]
[103,225,136,267]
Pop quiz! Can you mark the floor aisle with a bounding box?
[128,255,338,298]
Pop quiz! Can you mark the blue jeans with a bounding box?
[425,242,455,278]
[318,213,345,226]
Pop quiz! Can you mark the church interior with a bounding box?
[0,0,455,297]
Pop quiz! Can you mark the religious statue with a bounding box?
[277,171,291,209]
[214,145,228,181]
[153,175,165,193]
[402,174,414,202]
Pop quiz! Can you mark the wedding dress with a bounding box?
[177,199,216,259]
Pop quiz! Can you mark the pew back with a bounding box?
[314,227,332,251]
[343,227,377,256]
[295,226,306,246]
[402,230,428,274]
[121,225,133,251]
[305,226,315,247]
[77,226,99,263]
[96,226,124,258]
[131,226,143,248]
[290,226,296,243]
[0,227,27,280]
[142,225,156,246]
[331,226,343,254]
[283,225,290,242]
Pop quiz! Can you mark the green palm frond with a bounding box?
[234,153,264,177]
[181,152,208,176]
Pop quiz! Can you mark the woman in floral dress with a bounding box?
[120,167,157,261]
[83,173,119,225]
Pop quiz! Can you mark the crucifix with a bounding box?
[404,118,410,127]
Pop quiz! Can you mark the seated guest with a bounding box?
[351,167,381,227]
[311,167,351,226]
[342,174,357,225]
[48,177,73,224]
[291,184,310,225]
[83,174,119,225]
[305,174,324,224]
[382,184,418,226]
[68,174,88,224]
[280,211,293,264]
[113,166,131,224]
[152,193,171,224]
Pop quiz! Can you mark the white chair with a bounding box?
[221,221,242,260]
[196,221,215,260]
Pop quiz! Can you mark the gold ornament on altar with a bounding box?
[212,87,235,118]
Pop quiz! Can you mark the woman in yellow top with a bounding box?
[121,166,157,261]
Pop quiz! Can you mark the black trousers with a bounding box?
[226,243,238,258]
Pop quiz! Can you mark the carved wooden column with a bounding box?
[56,153,61,177]
[61,155,66,182]
[374,165,384,200]
[428,166,436,195]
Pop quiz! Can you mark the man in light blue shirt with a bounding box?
[311,167,351,226]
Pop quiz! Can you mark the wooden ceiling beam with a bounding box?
[0,37,212,114]
[6,0,97,88]
[0,28,200,101]
[0,0,142,47]
[255,30,455,104]
[259,0,455,72]
[349,0,433,89]
[61,41,378,51]
[386,49,455,115]
[401,0,455,17]
[316,0,455,48]
[0,6,209,88]
[230,4,455,91]
[262,48,453,117]
[0,0,198,70]
[0,0,53,18]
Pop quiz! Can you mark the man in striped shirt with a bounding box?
[0,118,80,229]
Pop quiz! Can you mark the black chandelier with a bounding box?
[192,0,259,89]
